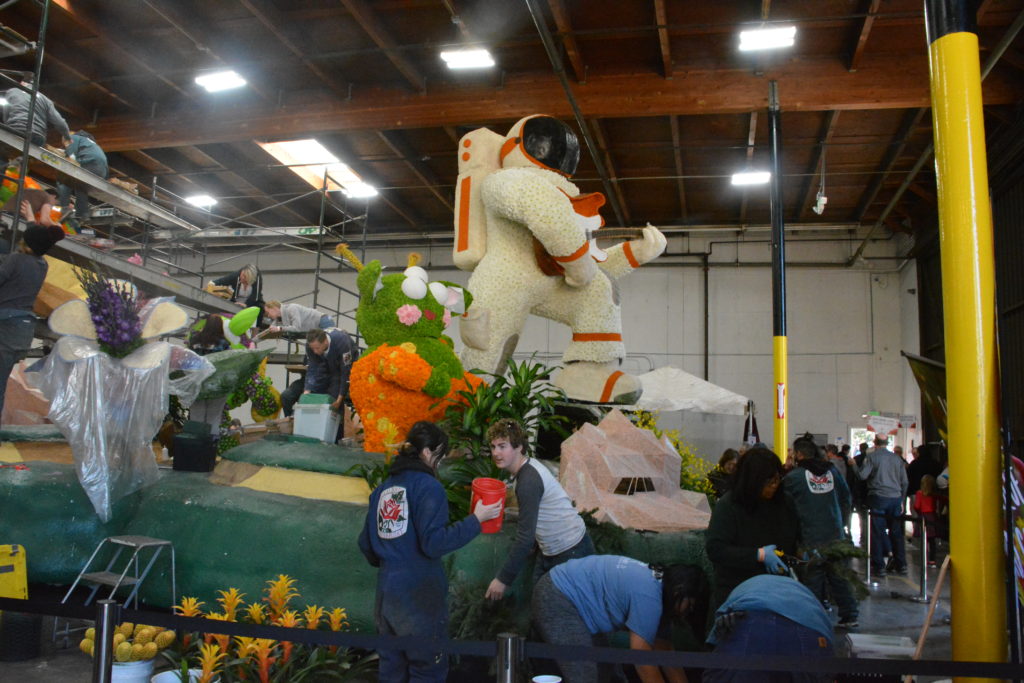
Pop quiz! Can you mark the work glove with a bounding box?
[713,610,747,640]
[760,544,787,575]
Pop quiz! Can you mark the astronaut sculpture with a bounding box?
[454,115,666,404]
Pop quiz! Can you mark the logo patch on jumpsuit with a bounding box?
[805,470,834,494]
[377,486,408,539]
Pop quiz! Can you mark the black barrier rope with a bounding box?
[1,595,1021,679]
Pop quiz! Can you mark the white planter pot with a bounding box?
[151,668,205,683]
[110,659,155,683]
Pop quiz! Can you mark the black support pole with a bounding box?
[768,81,788,455]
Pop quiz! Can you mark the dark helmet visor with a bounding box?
[521,117,580,175]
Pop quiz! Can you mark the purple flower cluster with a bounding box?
[77,270,143,358]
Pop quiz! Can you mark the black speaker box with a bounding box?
[172,431,217,472]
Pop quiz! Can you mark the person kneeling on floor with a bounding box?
[532,554,708,683]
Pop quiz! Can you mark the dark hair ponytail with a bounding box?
[396,421,449,470]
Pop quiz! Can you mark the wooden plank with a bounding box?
[88,55,1023,152]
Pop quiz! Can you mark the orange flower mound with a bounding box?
[350,343,482,453]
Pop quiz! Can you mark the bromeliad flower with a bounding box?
[327,607,349,632]
[216,587,245,621]
[244,602,267,625]
[303,605,325,630]
[175,597,205,617]
[274,609,301,664]
[198,643,226,683]
[262,574,299,620]
[202,612,231,653]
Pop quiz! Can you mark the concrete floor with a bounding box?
[0,536,956,682]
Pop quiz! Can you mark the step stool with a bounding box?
[54,535,176,646]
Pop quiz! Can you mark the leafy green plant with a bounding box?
[344,461,391,490]
[441,356,569,460]
[579,508,629,555]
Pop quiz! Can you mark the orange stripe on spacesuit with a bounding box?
[553,241,589,263]
[572,333,622,342]
[456,176,472,252]
[623,241,640,269]
[499,137,519,164]
[600,371,625,403]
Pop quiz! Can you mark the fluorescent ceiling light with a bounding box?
[731,171,771,186]
[440,48,495,70]
[195,70,247,92]
[185,194,217,208]
[738,26,797,52]
[258,139,377,198]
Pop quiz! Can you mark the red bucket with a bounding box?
[471,477,507,533]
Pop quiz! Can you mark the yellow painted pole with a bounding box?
[773,336,788,461]
[925,0,1007,671]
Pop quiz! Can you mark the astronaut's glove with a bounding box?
[626,224,667,266]
[562,254,598,288]
[713,610,747,640]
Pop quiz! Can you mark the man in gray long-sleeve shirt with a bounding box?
[2,73,70,147]
[852,434,908,576]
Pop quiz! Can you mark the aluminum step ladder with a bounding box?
[54,535,176,646]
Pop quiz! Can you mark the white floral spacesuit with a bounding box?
[458,115,666,404]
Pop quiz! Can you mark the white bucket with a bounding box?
[532,676,562,683]
[152,669,205,683]
[110,659,154,683]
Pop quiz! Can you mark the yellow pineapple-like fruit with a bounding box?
[154,630,176,649]
[139,642,158,660]
[130,643,145,661]
[117,622,134,639]
[78,638,94,656]
[114,641,133,662]
[84,627,96,641]
[133,627,155,646]
[113,632,126,647]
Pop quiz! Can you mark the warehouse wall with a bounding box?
[193,230,920,454]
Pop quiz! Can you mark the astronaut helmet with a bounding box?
[499,115,581,176]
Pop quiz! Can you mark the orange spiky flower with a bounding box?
[262,575,299,620]
[302,605,325,630]
[251,638,277,683]
[202,612,231,653]
[244,602,267,625]
[327,607,349,653]
[198,643,226,683]
[174,597,204,648]
[327,607,349,632]
[216,587,245,621]
[274,609,301,664]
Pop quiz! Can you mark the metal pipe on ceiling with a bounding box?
[522,0,626,227]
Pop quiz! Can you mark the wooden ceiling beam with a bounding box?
[238,0,352,100]
[669,115,687,221]
[847,0,881,73]
[338,0,425,92]
[50,0,189,98]
[88,57,1022,152]
[794,110,841,221]
[547,0,587,82]
[186,145,314,226]
[588,119,631,226]
[142,0,272,101]
[376,131,454,212]
[853,108,928,221]
[321,136,423,231]
[654,0,673,79]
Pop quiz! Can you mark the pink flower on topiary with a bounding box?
[396,304,422,326]
[443,309,452,327]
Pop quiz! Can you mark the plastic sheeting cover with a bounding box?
[38,337,213,521]
[632,366,748,417]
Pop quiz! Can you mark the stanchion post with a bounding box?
[92,599,119,683]
[865,508,873,584]
[496,631,524,683]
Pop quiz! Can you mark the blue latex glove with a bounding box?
[761,544,787,575]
